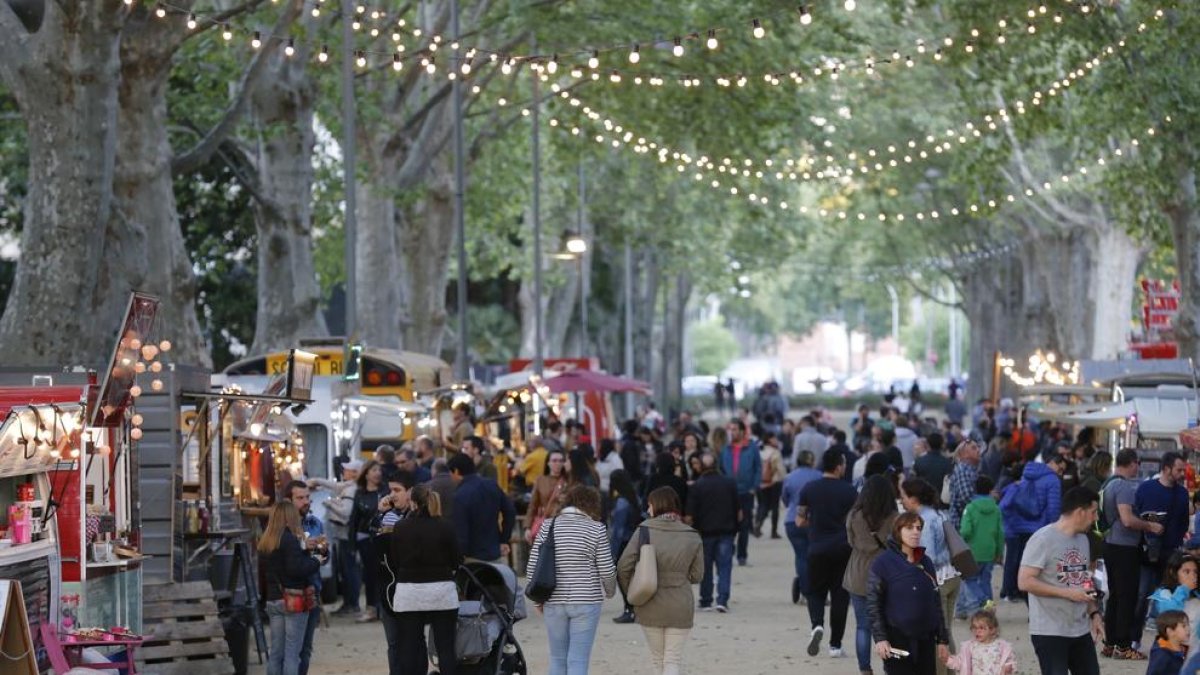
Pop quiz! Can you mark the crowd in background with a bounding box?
[259,385,1200,675]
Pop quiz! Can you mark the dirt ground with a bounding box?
[261,532,1148,675]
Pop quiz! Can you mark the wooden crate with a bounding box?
[137,581,235,675]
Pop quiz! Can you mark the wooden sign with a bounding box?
[0,580,38,675]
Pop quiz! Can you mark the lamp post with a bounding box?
[565,234,588,356]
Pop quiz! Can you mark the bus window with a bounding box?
[299,424,330,479]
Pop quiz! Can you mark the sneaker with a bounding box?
[715,604,728,613]
[807,626,824,656]
[612,610,636,624]
[355,607,378,623]
[982,600,996,612]
[791,577,801,604]
[698,604,714,612]
[770,532,782,539]
[1112,647,1147,661]
[331,605,360,617]
[829,647,845,658]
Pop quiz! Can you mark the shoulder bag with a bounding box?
[942,516,980,577]
[626,526,659,606]
[525,517,557,603]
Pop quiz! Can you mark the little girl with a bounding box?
[946,610,1016,675]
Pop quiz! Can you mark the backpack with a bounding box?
[1096,474,1123,532]
[1002,478,1041,520]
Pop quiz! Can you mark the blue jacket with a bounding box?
[1148,639,1187,675]
[720,441,763,495]
[452,474,516,561]
[1001,462,1061,535]
[866,540,950,644]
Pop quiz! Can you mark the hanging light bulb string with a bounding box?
[560,12,1161,192]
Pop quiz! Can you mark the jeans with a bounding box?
[544,603,603,675]
[298,605,320,675]
[1001,534,1030,600]
[1030,634,1100,675]
[736,493,755,562]
[699,534,734,607]
[785,522,810,594]
[356,536,380,611]
[642,626,690,675]
[1135,559,1167,644]
[850,593,872,672]
[392,609,458,675]
[755,483,782,535]
[806,547,851,649]
[959,563,994,616]
[1104,543,1142,649]
[266,600,309,675]
[337,538,361,610]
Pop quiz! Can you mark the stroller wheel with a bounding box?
[500,640,527,675]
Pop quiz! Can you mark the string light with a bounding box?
[706,29,718,49]
[154,4,166,18]
[844,0,856,11]
[318,45,329,63]
[798,6,813,25]
[186,13,197,29]
[588,51,600,69]
[285,38,295,57]
[392,52,402,70]
[251,31,262,49]
[222,27,233,41]
[628,44,640,64]
[355,50,367,68]
[672,37,684,57]
[752,19,765,39]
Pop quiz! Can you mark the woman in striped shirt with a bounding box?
[526,485,617,675]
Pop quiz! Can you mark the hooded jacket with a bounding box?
[1001,462,1061,535]
[960,495,1004,563]
[866,540,950,645]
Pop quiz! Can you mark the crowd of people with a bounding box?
[258,389,1200,675]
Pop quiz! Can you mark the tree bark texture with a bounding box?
[0,1,130,366]
[354,174,404,348]
[659,272,691,414]
[108,13,210,367]
[397,158,455,356]
[632,249,660,384]
[1166,164,1200,363]
[247,39,329,354]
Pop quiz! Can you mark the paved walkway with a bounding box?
[273,532,1148,674]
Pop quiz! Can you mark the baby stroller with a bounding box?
[439,561,528,675]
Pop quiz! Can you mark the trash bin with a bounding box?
[221,605,251,675]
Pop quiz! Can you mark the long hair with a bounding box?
[708,426,728,452]
[409,483,442,518]
[854,475,898,532]
[358,460,380,490]
[258,501,303,555]
[609,469,639,510]
[566,448,596,486]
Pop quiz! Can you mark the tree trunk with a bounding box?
[108,20,210,367]
[660,271,691,414]
[1166,164,1200,363]
[246,41,328,354]
[633,249,660,384]
[398,160,455,357]
[0,1,127,365]
[354,173,403,348]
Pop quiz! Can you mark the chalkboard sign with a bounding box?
[0,580,38,675]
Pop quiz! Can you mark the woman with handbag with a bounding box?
[527,449,567,544]
[525,485,616,675]
[259,501,322,675]
[383,483,461,675]
[900,478,959,675]
[617,487,704,675]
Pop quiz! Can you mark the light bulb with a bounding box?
[752,19,765,39]
[628,44,640,64]
[132,414,144,426]
[251,31,261,49]
[672,38,684,57]
[799,6,813,25]
[426,60,436,74]
[318,45,329,62]
[131,428,143,441]
[186,13,197,29]
[460,62,471,75]
[222,28,233,41]
[351,20,361,31]
[134,362,146,374]
[355,51,366,68]
[392,54,403,71]
[154,5,166,18]
[588,51,599,69]
[129,385,142,399]
[547,56,558,74]
[844,0,856,10]
[284,39,295,57]
[151,379,164,392]
[706,30,718,49]
[501,60,513,75]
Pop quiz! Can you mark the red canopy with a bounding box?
[543,370,651,395]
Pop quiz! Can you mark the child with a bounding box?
[946,610,1015,675]
[1149,610,1191,675]
[959,475,1004,613]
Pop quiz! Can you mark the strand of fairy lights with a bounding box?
[561,13,1163,189]
[549,100,1169,221]
[139,0,1129,83]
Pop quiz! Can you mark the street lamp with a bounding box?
[556,233,589,356]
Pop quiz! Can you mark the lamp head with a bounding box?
[565,235,587,255]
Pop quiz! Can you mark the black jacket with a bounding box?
[263,529,321,601]
[385,515,462,585]
[866,540,949,645]
[351,487,384,535]
[646,473,688,508]
[686,473,739,536]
